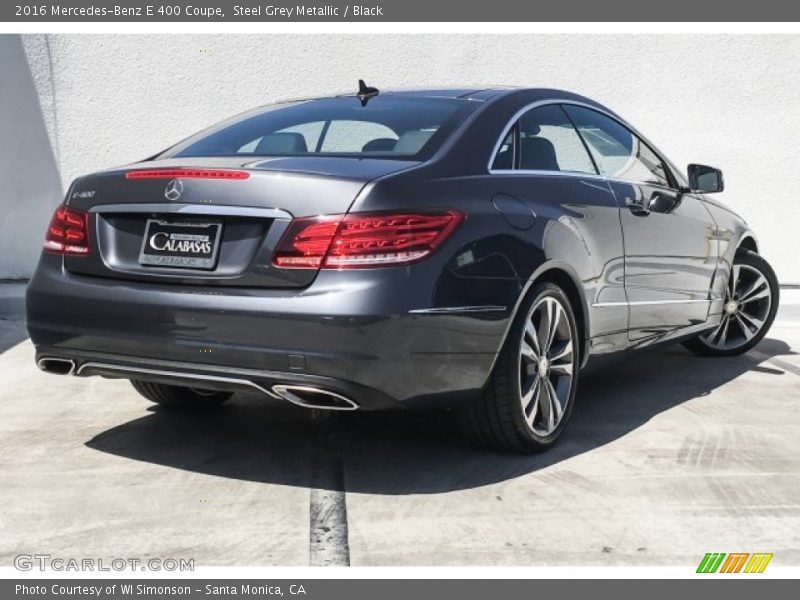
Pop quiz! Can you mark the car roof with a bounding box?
[376,88,514,101]
[280,87,604,107]
[329,87,605,106]
[326,87,517,102]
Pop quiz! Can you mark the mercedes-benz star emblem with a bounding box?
[164,179,184,201]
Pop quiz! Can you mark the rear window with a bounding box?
[166,96,476,161]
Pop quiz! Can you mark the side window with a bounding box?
[491,104,596,174]
[563,105,671,188]
[491,130,515,170]
[518,105,596,174]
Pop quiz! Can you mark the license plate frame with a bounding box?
[139,219,223,270]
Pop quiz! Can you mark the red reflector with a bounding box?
[125,169,250,180]
[273,211,463,269]
[44,204,90,256]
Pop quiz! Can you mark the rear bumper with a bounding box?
[26,256,508,409]
[35,349,381,410]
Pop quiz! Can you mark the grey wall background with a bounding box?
[0,35,63,279]
[2,33,799,282]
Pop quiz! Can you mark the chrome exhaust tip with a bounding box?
[36,357,76,376]
[271,384,359,411]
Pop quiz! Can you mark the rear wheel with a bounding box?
[130,380,232,409]
[457,282,580,453]
[683,250,779,357]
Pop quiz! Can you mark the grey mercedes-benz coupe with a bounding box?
[26,85,779,452]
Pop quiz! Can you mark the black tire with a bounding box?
[130,380,232,409]
[457,282,580,453]
[683,249,779,357]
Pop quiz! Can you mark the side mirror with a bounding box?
[687,164,724,194]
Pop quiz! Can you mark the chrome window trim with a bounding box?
[487,168,608,183]
[486,99,679,190]
[487,99,602,175]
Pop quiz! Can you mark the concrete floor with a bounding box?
[1,285,799,567]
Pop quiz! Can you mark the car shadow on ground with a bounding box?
[85,337,795,495]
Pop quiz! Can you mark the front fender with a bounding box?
[702,199,762,306]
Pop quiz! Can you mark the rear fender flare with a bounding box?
[484,261,590,385]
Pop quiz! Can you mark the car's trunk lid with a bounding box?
[63,157,417,288]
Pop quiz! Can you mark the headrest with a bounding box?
[393,130,434,154]
[362,138,397,152]
[255,132,308,155]
[520,137,560,171]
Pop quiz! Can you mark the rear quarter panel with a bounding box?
[351,167,628,355]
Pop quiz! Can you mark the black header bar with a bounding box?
[4,0,800,22]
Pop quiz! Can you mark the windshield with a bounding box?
[166,96,477,161]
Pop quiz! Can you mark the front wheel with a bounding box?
[684,250,779,357]
[457,282,580,453]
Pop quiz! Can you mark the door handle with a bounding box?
[649,191,681,214]
[626,199,651,217]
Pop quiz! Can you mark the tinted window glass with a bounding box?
[320,121,398,153]
[237,121,325,153]
[518,105,596,174]
[491,130,514,170]
[564,105,671,187]
[168,96,476,161]
[491,104,596,174]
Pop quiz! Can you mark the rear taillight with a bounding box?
[43,204,90,256]
[273,217,341,269]
[273,211,463,269]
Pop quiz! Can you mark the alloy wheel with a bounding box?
[518,296,576,436]
[701,263,772,351]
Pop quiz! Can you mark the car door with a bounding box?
[489,103,628,350]
[563,104,717,342]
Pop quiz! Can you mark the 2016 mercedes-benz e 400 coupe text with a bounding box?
[27,85,779,452]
